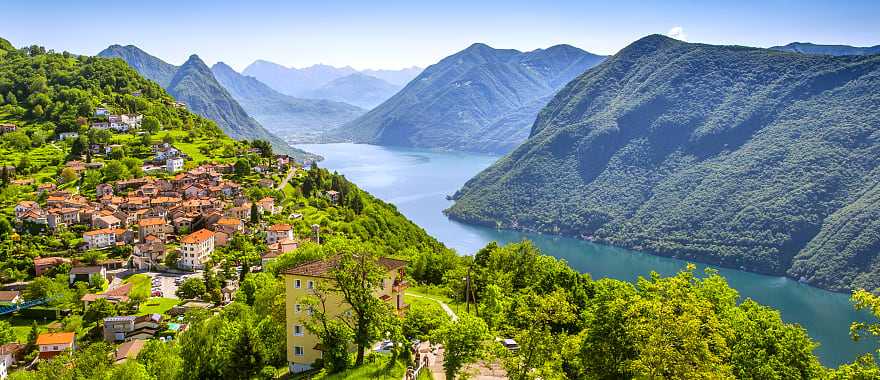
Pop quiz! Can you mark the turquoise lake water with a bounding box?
[298,142,877,366]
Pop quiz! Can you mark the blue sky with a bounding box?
[1,0,878,71]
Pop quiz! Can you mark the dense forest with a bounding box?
[448,34,880,292]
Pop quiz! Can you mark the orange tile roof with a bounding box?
[36,332,75,346]
[84,228,115,236]
[181,229,214,244]
[217,217,241,225]
[282,256,406,278]
[267,224,291,231]
[138,218,166,227]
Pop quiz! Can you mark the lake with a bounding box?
[298,142,877,366]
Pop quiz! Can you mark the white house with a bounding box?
[95,108,109,117]
[166,157,184,173]
[0,343,24,379]
[57,132,79,140]
[266,224,294,245]
[36,332,75,359]
[83,228,117,249]
[179,229,215,270]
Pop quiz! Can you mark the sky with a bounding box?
[1,0,878,72]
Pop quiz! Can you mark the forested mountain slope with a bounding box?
[211,62,364,143]
[448,35,880,292]
[98,46,311,160]
[326,43,606,153]
[771,42,880,56]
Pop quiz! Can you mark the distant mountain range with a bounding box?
[770,42,880,56]
[242,61,420,108]
[324,43,606,153]
[303,73,402,109]
[210,62,365,143]
[98,45,313,159]
[448,35,880,292]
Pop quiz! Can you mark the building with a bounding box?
[0,291,21,304]
[92,214,121,229]
[0,123,17,134]
[214,217,243,236]
[57,132,79,140]
[132,237,165,270]
[266,224,294,245]
[166,157,184,173]
[256,197,278,214]
[179,229,215,270]
[83,228,117,249]
[282,256,408,373]
[33,257,70,276]
[0,343,24,380]
[69,266,106,285]
[137,218,171,240]
[36,332,76,359]
[103,314,161,342]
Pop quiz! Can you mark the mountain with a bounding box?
[211,62,365,142]
[98,45,178,87]
[447,35,880,292]
[770,42,880,56]
[304,73,402,109]
[241,60,358,97]
[324,43,607,153]
[98,46,311,159]
[361,66,422,86]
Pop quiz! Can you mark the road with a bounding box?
[276,167,296,190]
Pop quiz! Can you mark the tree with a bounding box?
[504,290,577,380]
[84,298,117,323]
[328,240,394,366]
[250,202,260,224]
[102,160,129,181]
[228,323,263,379]
[176,277,206,299]
[433,314,490,379]
[142,116,160,134]
[402,302,449,342]
[137,339,183,380]
[0,217,11,239]
[234,159,251,176]
[0,320,15,345]
[60,167,78,183]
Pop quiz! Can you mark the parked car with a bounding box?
[152,290,162,297]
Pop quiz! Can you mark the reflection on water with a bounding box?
[298,143,878,366]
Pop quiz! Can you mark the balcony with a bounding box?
[392,280,409,293]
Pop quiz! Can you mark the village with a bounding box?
[0,105,345,375]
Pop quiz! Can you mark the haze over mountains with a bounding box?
[448,35,880,292]
[210,62,365,142]
[242,60,421,109]
[98,45,312,159]
[770,42,880,56]
[325,43,606,153]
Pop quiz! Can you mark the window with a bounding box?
[295,304,301,313]
[294,325,304,336]
[307,280,314,289]
[294,279,301,289]
[294,346,304,356]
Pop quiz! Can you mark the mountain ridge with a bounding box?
[770,42,880,56]
[324,42,607,153]
[447,34,880,292]
[98,45,313,159]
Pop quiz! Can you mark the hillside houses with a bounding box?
[14,161,299,274]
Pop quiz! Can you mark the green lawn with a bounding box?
[406,286,467,317]
[301,355,407,380]
[123,273,151,300]
[3,315,57,343]
[137,297,179,316]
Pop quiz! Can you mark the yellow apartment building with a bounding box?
[282,256,408,373]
